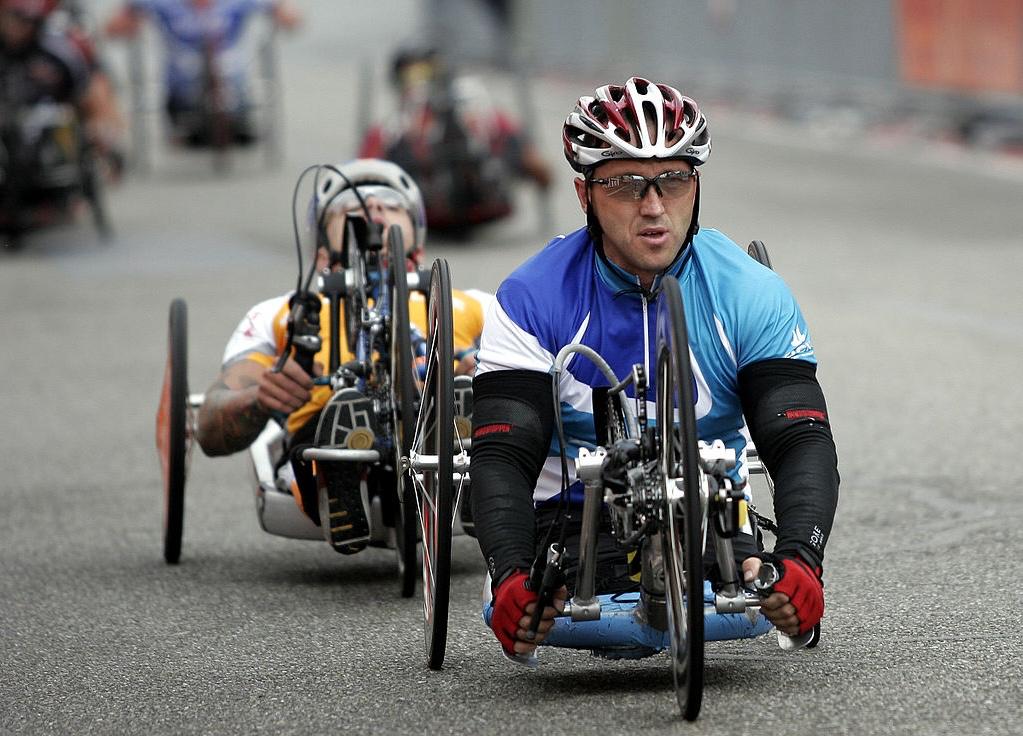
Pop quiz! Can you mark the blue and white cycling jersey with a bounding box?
[475,226,816,505]
[130,0,271,102]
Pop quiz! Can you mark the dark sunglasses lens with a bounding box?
[602,177,643,199]
[658,175,690,195]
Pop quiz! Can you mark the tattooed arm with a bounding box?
[196,355,314,456]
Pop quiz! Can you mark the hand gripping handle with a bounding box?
[525,544,564,641]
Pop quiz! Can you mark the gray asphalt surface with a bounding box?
[3,2,1022,734]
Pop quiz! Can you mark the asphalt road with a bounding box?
[2,3,1022,734]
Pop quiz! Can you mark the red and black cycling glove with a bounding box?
[757,553,824,635]
[490,570,536,654]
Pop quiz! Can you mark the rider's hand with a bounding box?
[742,555,823,636]
[256,356,314,415]
[491,570,567,656]
[454,351,477,376]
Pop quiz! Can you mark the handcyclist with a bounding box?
[1,0,86,107]
[194,158,489,552]
[469,77,840,658]
[358,44,551,235]
[104,0,301,146]
[0,0,119,233]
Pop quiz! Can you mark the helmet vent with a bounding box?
[682,99,696,126]
[620,105,639,140]
[588,101,608,125]
[642,101,658,137]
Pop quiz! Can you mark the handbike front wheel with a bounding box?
[407,258,455,669]
[655,277,705,721]
[156,298,192,564]
[390,258,419,599]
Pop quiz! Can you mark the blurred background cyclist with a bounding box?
[1,0,124,240]
[358,44,551,237]
[104,0,301,147]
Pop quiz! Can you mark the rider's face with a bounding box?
[0,9,37,50]
[319,194,416,271]
[574,159,697,289]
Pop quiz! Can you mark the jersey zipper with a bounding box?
[642,293,650,383]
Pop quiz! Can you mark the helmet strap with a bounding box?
[582,176,606,254]
[685,179,701,248]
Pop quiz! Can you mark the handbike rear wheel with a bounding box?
[407,258,455,669]
[156,298,192,564]
[390,263,419,599]
[747,240,773,270]
[655,277,705,721]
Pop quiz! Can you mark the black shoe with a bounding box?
[314,388,377,554]
[453,375,473,445]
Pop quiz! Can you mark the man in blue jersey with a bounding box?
[470,77,839,659]
[105,0,300,145]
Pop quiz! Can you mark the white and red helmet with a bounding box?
[563,77,711,173]
[312,158,427,256]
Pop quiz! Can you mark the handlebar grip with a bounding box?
[294,347,314,376]
[271,346,315,377]
[751,561,780,596]
[524,560,562,641]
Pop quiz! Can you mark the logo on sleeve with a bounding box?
[785,325,815,359]
[473,423,512,439]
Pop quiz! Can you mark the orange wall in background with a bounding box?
[897,0,1023,93]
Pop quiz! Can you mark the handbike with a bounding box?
[154,168,423,599]
[409,243,817,720]
[123,16,282,175]
[1,100,113,248]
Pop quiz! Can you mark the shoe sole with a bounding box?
[315,390,377,554]
[318,459,371,554]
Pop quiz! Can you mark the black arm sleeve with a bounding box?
[470,370,555,586]
[738,358,839,569]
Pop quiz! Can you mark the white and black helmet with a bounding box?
[312,158,427,254]
[562,77,711,173]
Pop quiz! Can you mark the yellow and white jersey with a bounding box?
[222,288,490,433]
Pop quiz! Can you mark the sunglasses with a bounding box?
[325,185,407,217]
[589,170,698,200]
